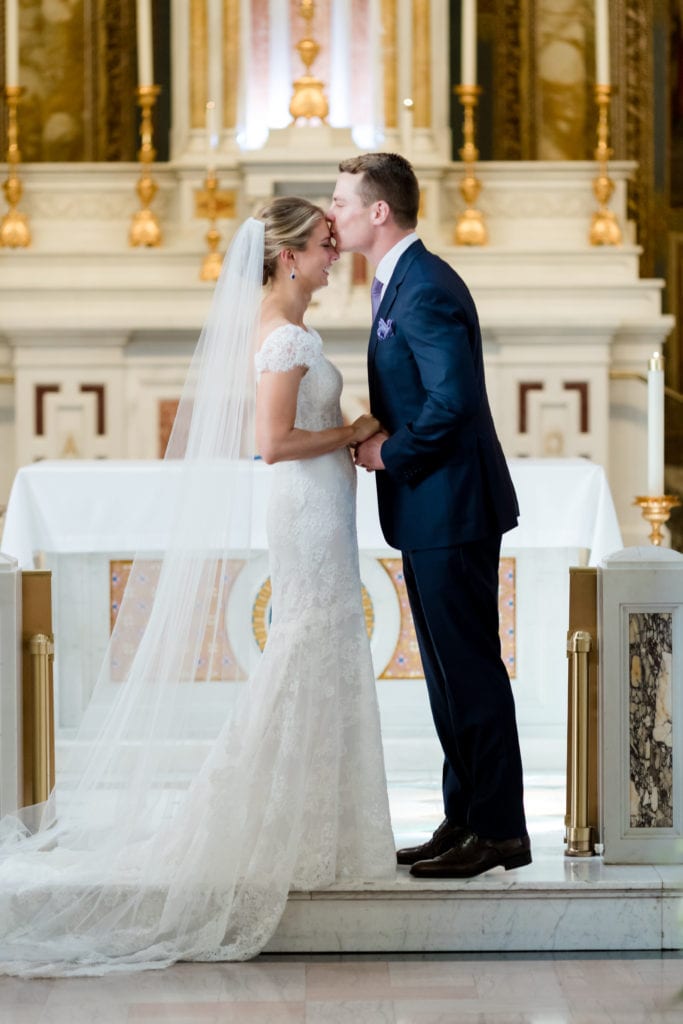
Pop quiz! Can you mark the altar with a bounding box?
[1,456,622,779]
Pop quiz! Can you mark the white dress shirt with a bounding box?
[373,233,419,302]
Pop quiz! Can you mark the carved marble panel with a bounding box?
[628,610,673,829]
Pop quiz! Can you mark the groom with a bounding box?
[328,153,530,879]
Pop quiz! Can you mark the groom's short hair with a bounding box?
[338,153,419,229]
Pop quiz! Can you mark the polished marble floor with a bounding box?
[0,954,681,1023]
[1,776,681,1022]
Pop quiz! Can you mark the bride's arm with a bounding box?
[256,368,379,464]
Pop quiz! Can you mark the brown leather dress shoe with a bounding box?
[396,819,467,866]
[409,830,532,878]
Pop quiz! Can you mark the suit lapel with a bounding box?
[368,239,425,370]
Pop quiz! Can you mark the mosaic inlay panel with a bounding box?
[111,554,517,683]
[628,611,673,828]
[110,559,246,681]
[378,556,516,680]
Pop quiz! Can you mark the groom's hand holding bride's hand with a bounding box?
[354,430,389,472]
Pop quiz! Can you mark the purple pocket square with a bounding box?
[377,318,395,341]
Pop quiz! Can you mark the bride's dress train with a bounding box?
[0,324,395,975]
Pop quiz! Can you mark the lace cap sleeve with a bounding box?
[255,324,322,375]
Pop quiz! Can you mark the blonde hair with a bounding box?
[258,197,326,285]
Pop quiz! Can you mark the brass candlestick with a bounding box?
[129,84,162,247]
[1,86,31,248]
[289,0,328,121]
[633,495,681,546]
[453,84,487,246]
[589,84,621,246]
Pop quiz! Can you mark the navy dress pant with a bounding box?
[402,535,527,840]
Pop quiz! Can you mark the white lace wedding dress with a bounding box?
[0,324,395,976]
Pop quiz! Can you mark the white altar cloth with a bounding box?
[0,457,622,773]
[2,457,621,567]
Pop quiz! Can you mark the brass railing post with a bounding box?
[566,629,594,856]
[28,633,54,804]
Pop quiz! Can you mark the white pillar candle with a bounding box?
[647,352,665,496]
[400,97,413,156]
[205,100,218,171]
[595,0,610,85]
[136,0,154,86]
[460,0,476,86]
[5,0,19,87]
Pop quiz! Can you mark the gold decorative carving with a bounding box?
[92,0,138,161]
[492,0,526,159]
[411,0,431,129]
[381,0,398,130]
[613,0,656,275]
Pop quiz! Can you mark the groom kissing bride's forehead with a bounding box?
[329,152,531,880]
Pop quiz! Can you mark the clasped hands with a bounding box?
[349,414,388,472]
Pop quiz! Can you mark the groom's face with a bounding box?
[327,173,374,256]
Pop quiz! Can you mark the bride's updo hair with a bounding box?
[259,197,327,285]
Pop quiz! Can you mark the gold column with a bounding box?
[190,0,209,129]
[29,635,54,805]
[381,0,398,130]
[411,0,431,129]
[21,571,55,808]
[222,0,240,129]
[566,629,594,857]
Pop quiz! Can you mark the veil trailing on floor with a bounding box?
[0,218,270,975]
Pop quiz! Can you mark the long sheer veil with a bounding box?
[0,217,268,975]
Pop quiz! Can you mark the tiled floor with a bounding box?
[0,954,681,1022]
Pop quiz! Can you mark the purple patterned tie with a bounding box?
[370,276,383,320]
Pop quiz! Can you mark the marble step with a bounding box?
[267,852,683,954]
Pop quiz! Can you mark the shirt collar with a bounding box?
[374,233,419,293]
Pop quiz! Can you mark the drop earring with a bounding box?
[290,270,296,280]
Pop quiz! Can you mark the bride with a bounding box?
[0,198,396,976]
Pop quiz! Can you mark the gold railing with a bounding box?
[28,634,55,804]
[566,629,594,856]
[21,571,55,807]
[565,567,600,856]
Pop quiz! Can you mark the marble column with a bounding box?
[600,546,683,863]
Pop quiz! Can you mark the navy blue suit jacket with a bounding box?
[369,240,519,551]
